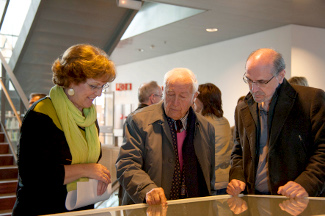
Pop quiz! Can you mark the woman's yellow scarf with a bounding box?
[50,85,100,192]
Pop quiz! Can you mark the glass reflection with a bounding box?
[120,196,325,216]
[227,197,248,214]
[227,196,315,216]
[146,205,168,216]
[123,200,217,216]
[279,198,309,216]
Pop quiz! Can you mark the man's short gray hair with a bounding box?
[272,51,286,75]
[138,81,161,103]
[163,68,198,93]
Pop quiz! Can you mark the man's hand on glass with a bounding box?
[145,187,167,206]
[277,181,308,199]
[227,179,246,196]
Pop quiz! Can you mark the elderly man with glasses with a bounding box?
[116,68,215,206]
[227,48,325,198]
[135,81,163,111]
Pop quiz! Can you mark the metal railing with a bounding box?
[0,78,22,127]
[0,48,28,161]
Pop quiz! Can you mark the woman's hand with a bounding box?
[84,163,111,185]
[85,163,111,196]
[97,180,109,196]
[64,163,111,186]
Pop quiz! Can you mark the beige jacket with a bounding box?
[204,115,234,190]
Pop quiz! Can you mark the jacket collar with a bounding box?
[240,78,297,149]
[144,101,200,144]
[268,79,297,147]
[240,95,258,159]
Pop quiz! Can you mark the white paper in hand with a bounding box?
[65,179,112,210]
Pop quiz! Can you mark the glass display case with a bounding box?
[48,195,325,216]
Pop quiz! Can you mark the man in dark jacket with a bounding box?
[227,48,325,198]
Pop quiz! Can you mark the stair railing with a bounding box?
[0,48,29,162]
[0,78,22,127]
[0,122,17,162]
[0,51,28,109]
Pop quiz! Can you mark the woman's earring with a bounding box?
[68,88,75,96]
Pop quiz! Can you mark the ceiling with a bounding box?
[9,0,137,102]
[8,0,325,101]
[111,0,325,65]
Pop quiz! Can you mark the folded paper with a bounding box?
[65,179,112,210]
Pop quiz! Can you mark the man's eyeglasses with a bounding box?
[243,73,275,87]
[87,82,109,91]
[154,94,163,99]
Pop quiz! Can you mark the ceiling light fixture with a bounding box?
[117,0,142,10]
[206,28,218,32]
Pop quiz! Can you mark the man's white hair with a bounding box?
[163,68,198,93]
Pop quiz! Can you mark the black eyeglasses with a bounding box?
[243,73,275,87]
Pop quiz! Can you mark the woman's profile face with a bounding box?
[66,77,108,112]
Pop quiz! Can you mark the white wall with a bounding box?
[113,25,325,126]
[291,25,325,90]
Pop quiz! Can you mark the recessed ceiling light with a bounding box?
[138,48,144,52]
[206,28,218,32]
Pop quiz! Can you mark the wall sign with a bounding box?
[116,83,132,91]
